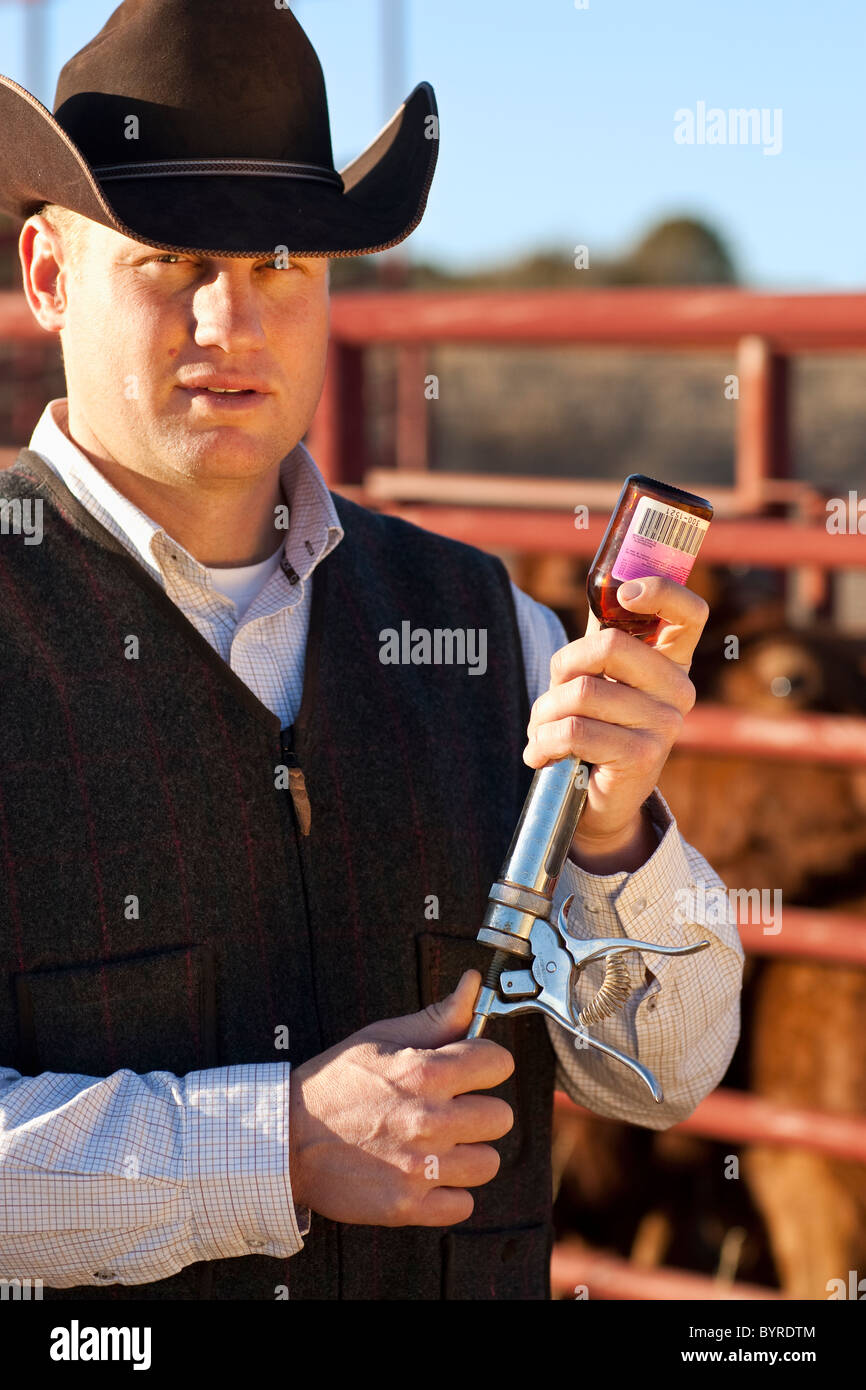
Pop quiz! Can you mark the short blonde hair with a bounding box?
[38,202,91,263]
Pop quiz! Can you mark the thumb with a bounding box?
[370,970,482,1050]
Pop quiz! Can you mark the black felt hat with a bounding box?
[0,0,439,257]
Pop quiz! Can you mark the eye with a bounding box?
[139,253,304,273]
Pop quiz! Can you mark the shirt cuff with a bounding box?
[184,1064,308,1263]
[555,787,743,994]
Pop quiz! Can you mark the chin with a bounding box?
[175,431,281,476]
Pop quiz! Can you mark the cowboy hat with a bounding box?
[0,0,439,257]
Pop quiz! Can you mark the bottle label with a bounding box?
[611,496,710,586]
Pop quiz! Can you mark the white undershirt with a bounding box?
[205,543,286,623]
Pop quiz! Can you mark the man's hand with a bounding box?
[289,970,514,1227]
[524,575,709,867]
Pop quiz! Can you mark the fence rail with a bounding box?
[362,502,866,567]
[557,1090,866,1165]
[550,1245,789,1301]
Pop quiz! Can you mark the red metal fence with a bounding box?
[307,287,866,1300]
[2,284,865,1299]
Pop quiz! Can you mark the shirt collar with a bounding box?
[28,398,344,588]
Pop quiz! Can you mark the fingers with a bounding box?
[448,968,484,1024]
[415,1186,476,1227]
[524,712,664,772]
[527,670,687,744]
[433,1142,502,1189]
[360,969,483,1051]
[527,584,703,772]
[423,1037,516,1095]
[411,1144,504,1228]
[611,574,710,667]
[547,618,697,710]
[447,1092,515,1144]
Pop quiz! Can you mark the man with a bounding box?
[0,1,742,1300]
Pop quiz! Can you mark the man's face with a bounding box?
[49,218,330,485]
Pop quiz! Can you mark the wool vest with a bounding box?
[0,448,555,1300]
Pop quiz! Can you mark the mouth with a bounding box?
[178,385,269,410]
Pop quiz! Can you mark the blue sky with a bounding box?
[1,0,863,287]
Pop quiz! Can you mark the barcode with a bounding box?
[636,505,706,557]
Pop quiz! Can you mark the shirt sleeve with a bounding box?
[0,1063,311,1288]
[511,580,744,1127]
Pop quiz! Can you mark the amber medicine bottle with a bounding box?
[586,475,713,642]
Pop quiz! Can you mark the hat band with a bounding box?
[91,158,344,190]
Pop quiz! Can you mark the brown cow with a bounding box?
[668,617,866,1300]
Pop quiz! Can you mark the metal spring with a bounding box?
[577,952,632,1027]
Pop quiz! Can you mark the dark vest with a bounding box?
[0,448,555,1300]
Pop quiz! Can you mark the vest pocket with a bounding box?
[416,929,491,1010]
[15,945,217,1078]
[442,1221,552,1300]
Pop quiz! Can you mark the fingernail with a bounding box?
[618,581,643,599]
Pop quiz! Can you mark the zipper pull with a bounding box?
[279,725,311,836]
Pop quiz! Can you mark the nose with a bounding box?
[191,269,266,354]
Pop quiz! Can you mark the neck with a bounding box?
[61,403,285,567]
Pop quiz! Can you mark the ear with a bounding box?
[18,215,67,335]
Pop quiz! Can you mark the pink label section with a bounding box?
[611,498,709,586]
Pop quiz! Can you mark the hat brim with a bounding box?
[0,76,438,257]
